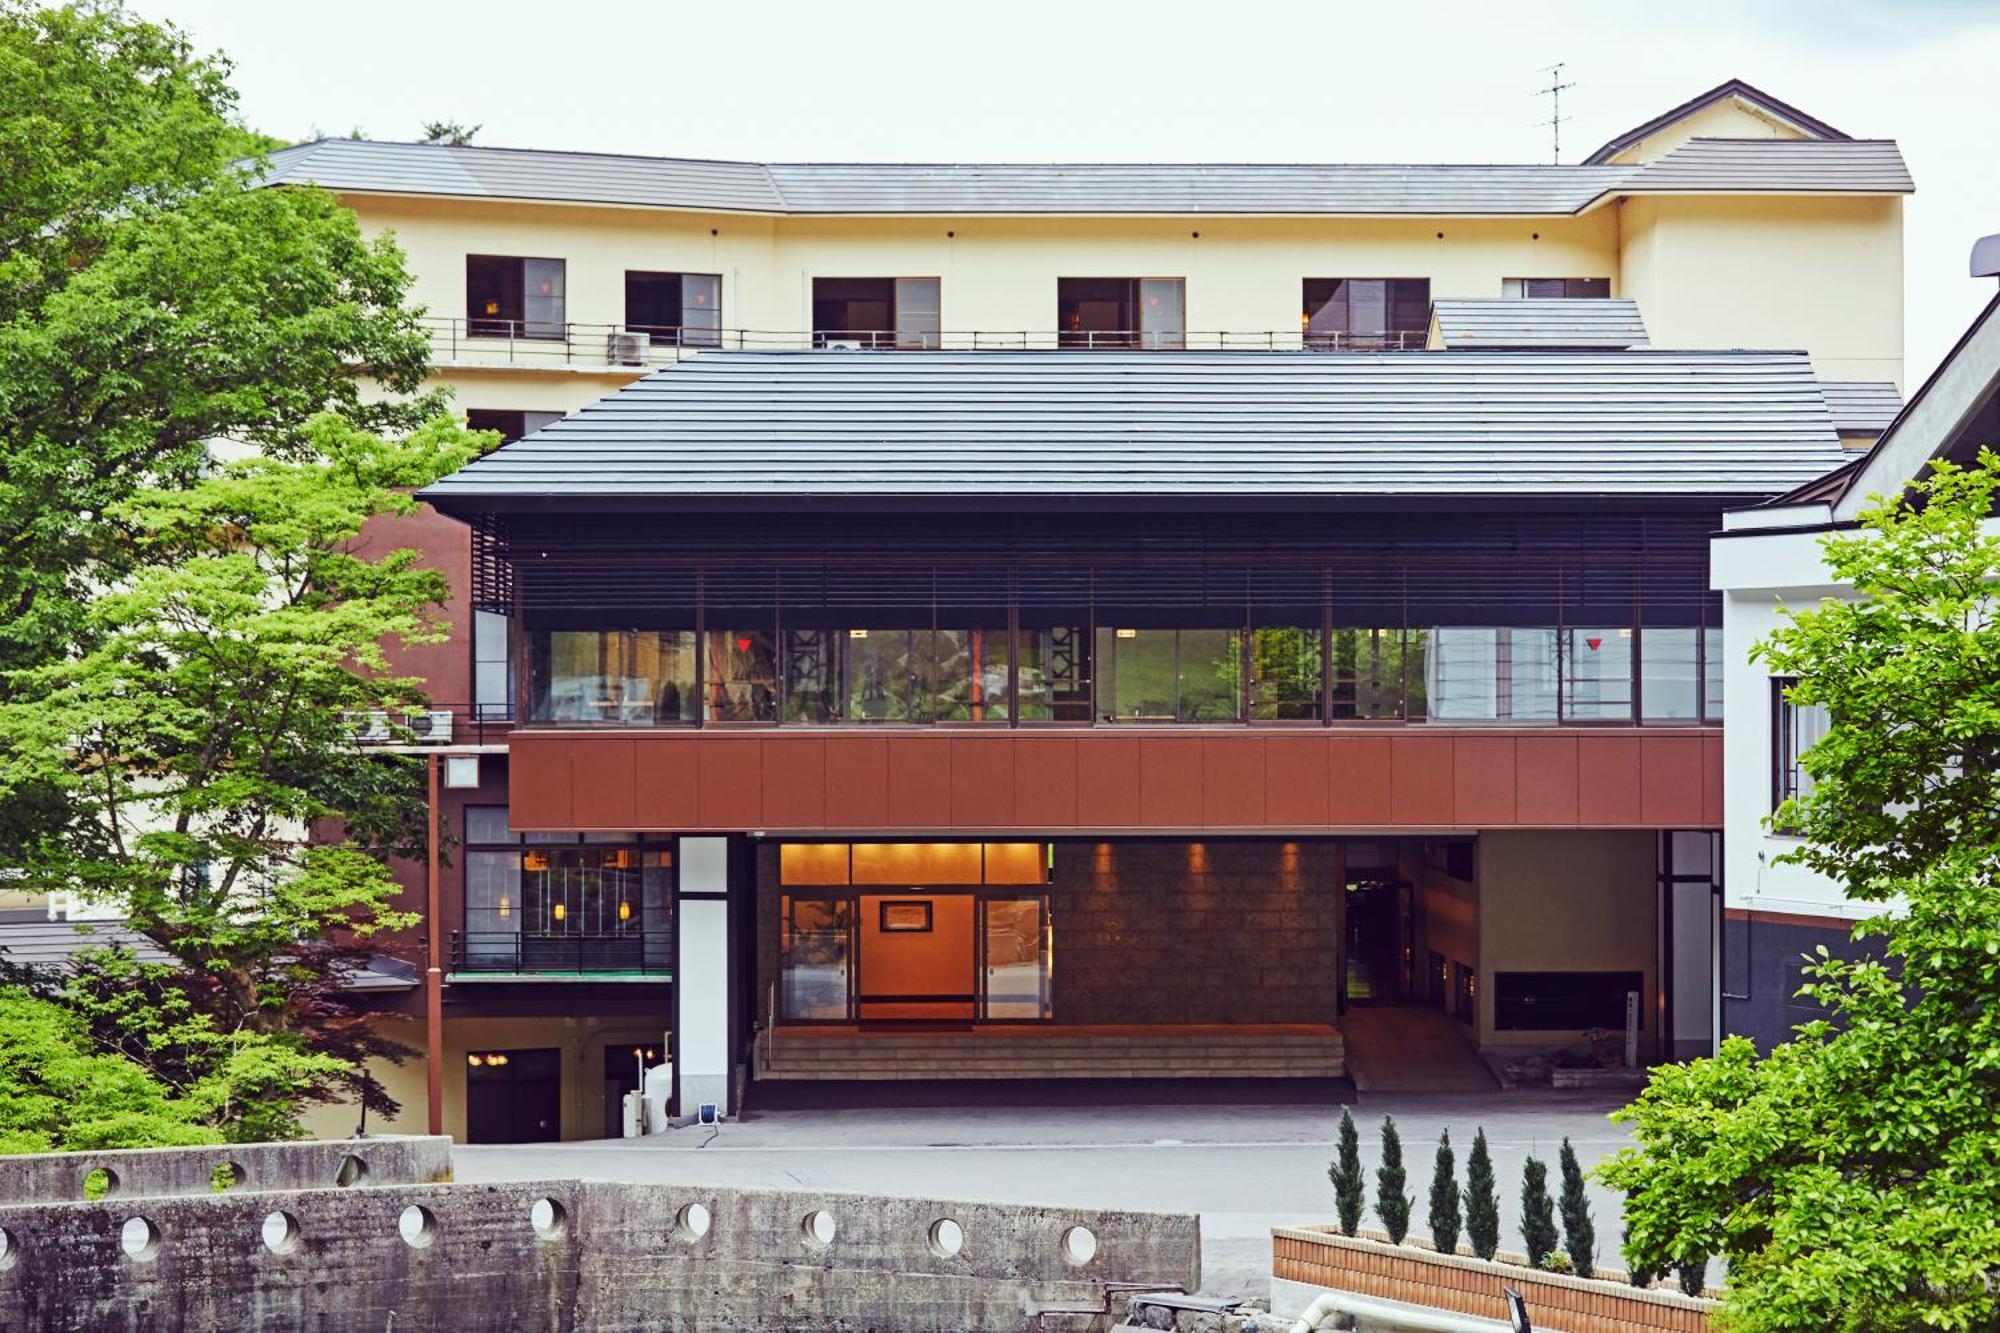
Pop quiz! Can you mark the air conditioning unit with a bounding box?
[822,339,863,352]
[607,329,649,366]
[404,710,454,744]
[347,711,391,743]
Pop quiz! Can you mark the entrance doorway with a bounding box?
[1342,879,1412,1006]
[465,1048,560,1143]
[776,842,1054,1025]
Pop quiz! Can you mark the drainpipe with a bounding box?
[425,752,444,1136]
[1283,1288,1532,1332]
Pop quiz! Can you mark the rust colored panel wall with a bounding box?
[353,504,471,711]
[501,727,1720,833]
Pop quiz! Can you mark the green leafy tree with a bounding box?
[0,415,481,1137]
[0,988,223,1152]
[1557,1137,1595,1278]
[420,119,480,145]
[1600,455,2000,1330]
[1375,1115,1413,1243]
[1519,1155,1558,1268]
[0,0,436,684]
[1329,1107,1365,1235]
[1427,1129,1462,1256]
[1464,1127,1501,1260]
[1622,1220,1662,1288]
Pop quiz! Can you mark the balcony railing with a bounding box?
[450,929,672,976]
[420,317,1431,370]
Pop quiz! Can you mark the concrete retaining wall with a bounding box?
[0,1134,451,1203]
[0,1140,1198,1331]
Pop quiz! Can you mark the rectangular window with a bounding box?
[1424,628,1560,722]
[1094,627,1243,723]
[1330,627,1421,720]
[624,271,722,348]
[1017,625,1093,722]
[1303,278,1430,350]
[1640,627,1701,721]
[1773,677,1830,814]
[526,630,697,725]
[1562,627,1634,721]
[1058,278,1186,349]
[1703,622,1725,721]
[467,255,565,338]
[705,628,779,722]
[1502,277,1612,299]
[812,277,941,348]
[1250,625,1322,721]
[474,610,513,722]
[464,409,562,445]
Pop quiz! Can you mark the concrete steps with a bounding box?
[755,1025,1345,1081]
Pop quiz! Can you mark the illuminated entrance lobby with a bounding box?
[757,838,1349,1082]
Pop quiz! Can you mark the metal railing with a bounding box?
[420,317,1432,369]
[450,929,672,976]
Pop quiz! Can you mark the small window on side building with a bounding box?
[625,271,722,348]
[1302,279,1429,350]
[1502,277,1611,299]
[467,256,566,338]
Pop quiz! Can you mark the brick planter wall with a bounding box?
[1273,1226,1715,1333]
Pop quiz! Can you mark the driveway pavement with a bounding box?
[452,1087,1636,1295]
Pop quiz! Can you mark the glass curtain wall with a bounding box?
[460,808,672,973]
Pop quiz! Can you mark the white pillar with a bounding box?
[674,836,733,1118]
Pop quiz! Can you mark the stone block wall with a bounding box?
[1051,840,1342,1025]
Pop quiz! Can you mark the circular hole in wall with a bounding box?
[0,1225,17,1272]
[927,1217,965,1260]
[397,1204,437,1249]
[529,1198,567,1242]
[213,1161,247,1193]
[676,1202,712,1242]
[800,1209,836,1249]
[334,1154,368,1188]
[119,1217,161,1262]
[81,1167,118,1201]
[260,1210,301,1256]
[1061,1224,1098,1267]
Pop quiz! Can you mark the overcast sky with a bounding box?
[135,0,2000,386]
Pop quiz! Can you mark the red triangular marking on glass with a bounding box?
[1586,637,1602,651]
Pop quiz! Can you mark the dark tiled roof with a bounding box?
[421,348,1850,507]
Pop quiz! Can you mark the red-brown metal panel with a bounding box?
[1263,735,1331,827]
[1576,734,1644,826]
[761,736,825,829]
[506,733,575,829]
[1012,737,1079,828]
[885,737,953,828]
[823,736,891,828]
[1138,736,1205,827]
[697,739,763,828]
[1451,736,1518,826]
[1201,736,1266,827]
[570,736,637,830]
[633,735,701,828]
[1514,734,1581,825]
[1074,735,1143,827]
[1327,734,1395,826]
[1701,729,1726,826]
[950,736,1018,828]
[1389,734,1455,824]
[1640,733,1707,827]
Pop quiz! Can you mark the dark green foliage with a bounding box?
[1464,1128,1501,1261]
[1557,1137,1596,1278]
[1622,1221,1661,1288]
[1375,1115,1413,1244]
[1519,1155,1558,1268]
[1329,1107,1364,1236]
[1427,1130,1462,1255]
[1600,458,2000,1330]
[1677,1257,1706,1298]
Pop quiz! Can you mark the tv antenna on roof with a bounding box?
[1534,62,1577,164]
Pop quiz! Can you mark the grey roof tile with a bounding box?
[421,348,1851,505]
[1620,138,1913,194]
[1432,298,1648,349]
[1818,379,1902,433]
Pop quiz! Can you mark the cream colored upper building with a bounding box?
[263,78,1910,436]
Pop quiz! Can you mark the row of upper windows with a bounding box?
[462,255,1611,349]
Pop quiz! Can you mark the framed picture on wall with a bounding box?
[879,900,933,933]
